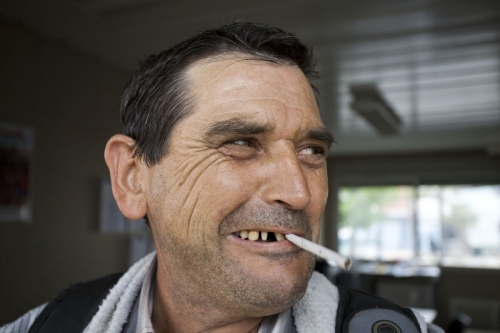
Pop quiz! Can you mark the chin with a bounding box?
[232,256,315,317]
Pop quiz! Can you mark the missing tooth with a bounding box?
[267,233,277,242]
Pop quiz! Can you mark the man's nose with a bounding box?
[260,149,311,210]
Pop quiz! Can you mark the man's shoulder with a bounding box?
[0,273,123,333]
[0,304,47,333]
[30,272,123,333]
[294,272,442,333]
[25,253,155,333]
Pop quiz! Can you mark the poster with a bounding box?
[0,124,34,222]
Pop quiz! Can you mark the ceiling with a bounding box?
[1,0,500,155]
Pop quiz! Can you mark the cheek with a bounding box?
[306,168,329,231]
[309,166,328,201]
[146,159,204,238]
[148,158,259,241]
[147,173,177,230]
[194,162,258,224]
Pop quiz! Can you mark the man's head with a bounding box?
[120,22,319,166]
[105,22,333,328]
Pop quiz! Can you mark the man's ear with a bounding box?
[104,134,148,220]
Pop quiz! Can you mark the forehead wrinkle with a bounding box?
[188,57,244,89]
[218,94,316,110]
[189,55,290,89]
[189,57,312,103]
[186,56,322,141]
[187,55,278,98]
[219,85,318,123]
[203,92,319,127]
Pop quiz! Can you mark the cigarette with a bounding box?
[285,234,352,271]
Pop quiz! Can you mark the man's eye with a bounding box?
[299,146,325,156]
[227,139,255,148]
[219,138,259,159]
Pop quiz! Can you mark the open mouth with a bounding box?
[233,230,286,242]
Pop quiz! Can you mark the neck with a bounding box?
[151,265,264,333]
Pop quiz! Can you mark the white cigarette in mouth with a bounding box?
[285,234,352,271]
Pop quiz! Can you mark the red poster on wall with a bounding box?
[0,123,34,222]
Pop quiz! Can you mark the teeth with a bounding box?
[248,231,259,241]
[236,231,285,242]
[240,230,249,239]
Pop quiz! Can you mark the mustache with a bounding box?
[219,203,311,236]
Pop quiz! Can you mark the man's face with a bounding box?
[145,56,330,317]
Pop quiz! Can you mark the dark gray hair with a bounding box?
[120,21,318,166]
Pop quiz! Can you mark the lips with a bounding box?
[220,203,312,248]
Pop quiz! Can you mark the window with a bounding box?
[338,185,500,268]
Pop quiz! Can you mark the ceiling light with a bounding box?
[349,84,402,135]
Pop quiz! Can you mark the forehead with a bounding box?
[184,56,323,132]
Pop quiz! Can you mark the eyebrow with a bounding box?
[204,117,335,149]
[308,127,335,150]
[204,118,273,140]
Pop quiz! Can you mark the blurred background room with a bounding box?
[1,0,499,331]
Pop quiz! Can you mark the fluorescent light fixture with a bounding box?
[350,84,402,135]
